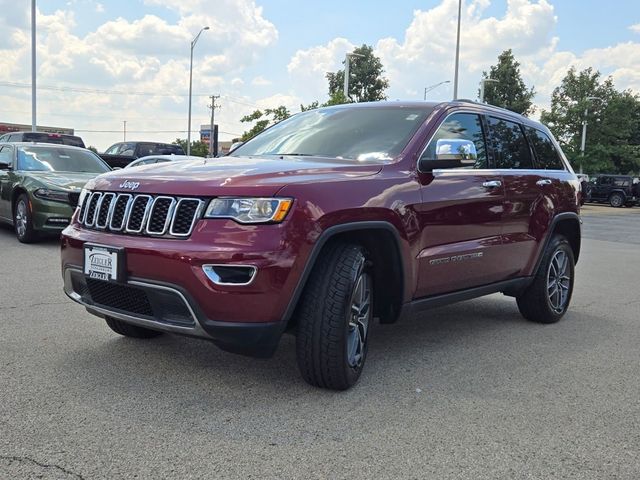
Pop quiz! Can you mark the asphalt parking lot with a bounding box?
[1,204,639,479]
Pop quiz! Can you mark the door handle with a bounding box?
[482,180,502,188]
[536,179,553,186]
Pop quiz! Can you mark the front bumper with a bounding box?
[32,198,75,231]
[61,217,310,357]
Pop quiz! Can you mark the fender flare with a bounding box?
[532,212,581,276]
[281,221,407,324]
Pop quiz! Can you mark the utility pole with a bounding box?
[453,0,462,100]
[31,0,36,132]
[123,121,127,141]
[343,52,364,101]
[208,95,220,157]
[579,96,603,174]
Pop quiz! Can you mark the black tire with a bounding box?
[516,235,575,324]
[609,193,624,208]
[105,316,164,339]
[295,242,372,390]
[13,193,37,243]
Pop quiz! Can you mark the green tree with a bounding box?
[481,49,535,116]
[326,44,389,103]
[541,67,640,174]
[87,145,98,153]
[172,138,209,157]
[239,106,291,141]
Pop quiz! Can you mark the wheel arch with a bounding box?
[533,212,581,275]
[11,186,30,217]
[284,221,407,327]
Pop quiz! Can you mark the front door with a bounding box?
[415,111,508,298]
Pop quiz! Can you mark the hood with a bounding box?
[87,156,382,196]
[27,171,98,191]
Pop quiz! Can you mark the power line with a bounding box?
[75,128,242,136]
[0,81,262,109]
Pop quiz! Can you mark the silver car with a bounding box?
[124,154,202,169]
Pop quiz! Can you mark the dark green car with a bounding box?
[0,143,111,243]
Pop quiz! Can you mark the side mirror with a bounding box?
[418,139,477,171]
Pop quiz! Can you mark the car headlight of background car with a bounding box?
[34,188,72,203]
[204,197,293,224]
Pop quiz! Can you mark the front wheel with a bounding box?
[295,243,372,390]
[516,235,575,324]
[14,194,37,243]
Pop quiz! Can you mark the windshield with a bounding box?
[229,105,433,162]
[17,146,110,173]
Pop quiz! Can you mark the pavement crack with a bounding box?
[0,301,69,311]
[0,455,85,479]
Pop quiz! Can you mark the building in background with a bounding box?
[0,122,74,135]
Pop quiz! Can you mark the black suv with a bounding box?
[0,131,85,148]
[587,175,639,207]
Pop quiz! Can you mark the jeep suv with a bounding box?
[60,101,581,390]
[587,174,638,207]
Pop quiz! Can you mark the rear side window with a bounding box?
[421,113,488,168]
[613,178,630,187]
[524,127,564,170]
[488,117,533,169]
[0,146,13,165]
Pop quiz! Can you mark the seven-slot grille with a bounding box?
[78,192,203,238]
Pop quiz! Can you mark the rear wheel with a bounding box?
[14,194,37,243]
[516,235,575,324]
[609,192,624,207]
[295,243,372,390]
[105,316,164,339]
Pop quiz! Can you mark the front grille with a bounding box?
[79,192,203,238]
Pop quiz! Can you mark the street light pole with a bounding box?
[453,0,462,100]
[579,96,603,174]
[343,52,364,101]
[187,26,209,156]
[31,0,36,132]
[479,78,499,103]
[424,80,451,100]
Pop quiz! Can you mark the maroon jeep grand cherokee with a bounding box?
[61,101,581,390]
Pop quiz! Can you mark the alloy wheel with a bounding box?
[347,270,371,368]
[547,250,571,314]
[15,200,28,238]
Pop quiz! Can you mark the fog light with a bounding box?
[202,265,257,286]
[47,217,71,225]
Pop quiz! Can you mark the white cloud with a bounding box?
[251,76,271,86]
[95,3,104,13]
[630,23,640,34]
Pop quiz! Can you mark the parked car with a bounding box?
[61,100,581,390]
[587,174,638,207]
[0,131,85,148]
[100,142,185,168]
[125,154,201,169]
[0,143,110,242]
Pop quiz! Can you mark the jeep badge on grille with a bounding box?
[119,180,140,190]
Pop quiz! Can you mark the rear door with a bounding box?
[415,111,508,297]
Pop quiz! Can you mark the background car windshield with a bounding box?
[230,106,433,162]
[17,146,110,173]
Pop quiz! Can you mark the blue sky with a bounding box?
[1,0,639,149]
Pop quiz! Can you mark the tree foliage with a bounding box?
[541,67,640,174]
[239,106,291,141]
[481,49,535,116]
[326,44,389,103]
[172,138,209,157]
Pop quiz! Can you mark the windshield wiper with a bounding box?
[272,153,314,157]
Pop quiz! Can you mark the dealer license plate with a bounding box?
[83,244,125,282]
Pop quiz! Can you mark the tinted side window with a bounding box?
[525,127,564,170]
[613,178,629,187]
[0,146,13,165]
[421,113,487,168]
[598,176,613,185]
[488,117,533,169]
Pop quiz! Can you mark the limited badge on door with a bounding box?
[83,243,125,282]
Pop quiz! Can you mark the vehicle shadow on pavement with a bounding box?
[0,223,61,246]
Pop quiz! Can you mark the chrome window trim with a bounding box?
[417,109,569,174]
[125,195,153,234]
[94,192,116,230]
[169,198,203,237]
[108,194,133,231]
[145,196,177,236]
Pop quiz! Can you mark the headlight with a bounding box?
[33,188,71,203]
[204,197,293,224]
